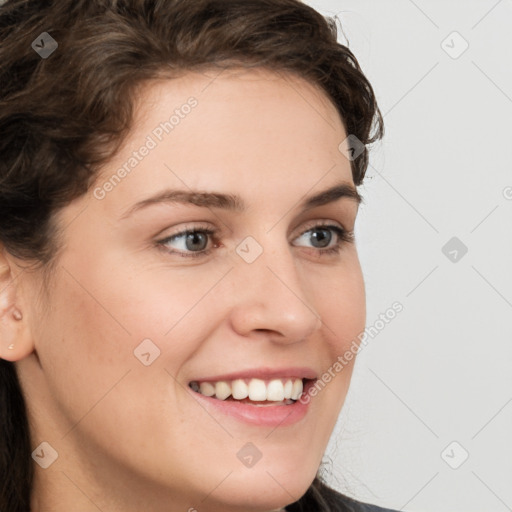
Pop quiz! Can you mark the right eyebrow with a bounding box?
[121,181,362,219]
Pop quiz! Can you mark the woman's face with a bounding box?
[16,68,366,512]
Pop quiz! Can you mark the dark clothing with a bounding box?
[284,479,402,512]
[338,495,401,512]
[356,501,400,512]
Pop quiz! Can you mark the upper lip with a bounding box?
[189,366,318,383]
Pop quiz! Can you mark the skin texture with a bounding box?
[0,68,366,512]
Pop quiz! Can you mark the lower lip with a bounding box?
[187,380,315,427]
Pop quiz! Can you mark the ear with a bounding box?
[0,247,34,361]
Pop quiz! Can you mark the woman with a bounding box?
[0,0,397,510]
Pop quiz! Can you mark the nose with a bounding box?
[227,240,322,344]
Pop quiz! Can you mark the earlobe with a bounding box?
[0,309,25,359]
[0,251,33,361]
[0,308,26,361]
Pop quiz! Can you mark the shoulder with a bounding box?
[354,503,400,512]
[342,495,401,512]
[292,478,402,512]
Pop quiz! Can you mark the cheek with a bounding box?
[33,258,226,474]
[33,267,138,429]
[308,259,365,414]
[311,257,366,351]
[41,255,227,379]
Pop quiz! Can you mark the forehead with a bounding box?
[89,68,353,216]
[128,66,346,158]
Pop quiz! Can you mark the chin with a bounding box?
[199,460,317,512]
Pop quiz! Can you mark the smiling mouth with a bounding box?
[188,377,313,406]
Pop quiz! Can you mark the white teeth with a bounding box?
[266,380,285,401]
[248,378,267,401]
[283,379,293,399]
[215,381,231,400]
[291,379,303,400]
[191,377,306,402]
[199,382,215,397]
[232,379,249,399]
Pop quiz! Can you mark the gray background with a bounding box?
[301,1,512,511]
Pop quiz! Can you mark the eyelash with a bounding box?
[156,222,354,259]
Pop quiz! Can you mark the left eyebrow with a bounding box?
[300,182,362,211]
[120,181,362,219]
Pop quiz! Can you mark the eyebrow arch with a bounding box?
[121,182,362,219]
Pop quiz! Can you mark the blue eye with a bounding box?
[157,223,353,259]
[293,224,354,255]
[158,227,217,258]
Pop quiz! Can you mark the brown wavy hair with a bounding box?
[0,0,384,510]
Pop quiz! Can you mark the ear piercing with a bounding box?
[2,310,22,352]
